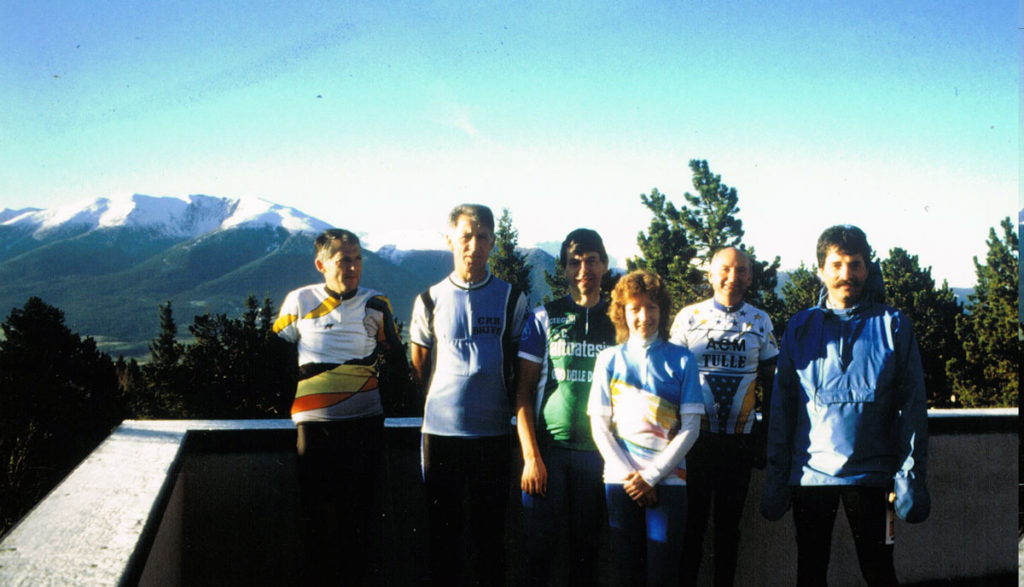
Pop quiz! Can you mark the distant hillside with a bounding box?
[0,194,557,358]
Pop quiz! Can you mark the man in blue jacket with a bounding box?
[761,225,929,586]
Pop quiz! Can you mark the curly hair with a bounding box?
[607,269,672,343]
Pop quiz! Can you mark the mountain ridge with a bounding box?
[0,194,556,359]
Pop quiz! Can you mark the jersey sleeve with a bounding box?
[758,311,780,361]
[517,306,548,364]
[588,348,636,478]
[509,290,529,349]
[678,348,705,415]
[369,295,403,351]
[409,291,434,348]
[668,308,689,347]
[272,290,300,344]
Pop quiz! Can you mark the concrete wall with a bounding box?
[0,412,1017,586]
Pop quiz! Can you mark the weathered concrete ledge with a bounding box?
[0,410,1018,586]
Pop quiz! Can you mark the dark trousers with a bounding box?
[606,484,687,587]
[680,433,754,587]
[792,485,898,587]
[422,433,511,586]
[296,416,385,586]
[520,445,605,587]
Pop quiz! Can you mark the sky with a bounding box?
[0,1,1017,288]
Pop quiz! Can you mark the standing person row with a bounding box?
[273,228,409,585]
[410,204,529,586]
[670,247,778,587]
[762,225,930,587]
[274,219,929,587]
[589,269,704,587]
[515,228,616,587]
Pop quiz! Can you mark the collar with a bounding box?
[324,286,358,301]
[627,333,660,351]
[712,298,744,313]
[566,294,607,311]
[448,271,492,290]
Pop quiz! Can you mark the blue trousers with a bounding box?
[520,445,604,586]
[605,483,687,587]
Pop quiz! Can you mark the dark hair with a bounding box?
[816,225,872,268]
[315,228,360,260]
[448,204,495,232]
[607,269,672,343]
[559,228,608,268]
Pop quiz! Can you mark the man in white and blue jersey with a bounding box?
[410,204,528,586]
[670,247,778,586]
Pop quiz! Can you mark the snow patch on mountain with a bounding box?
[0,208,42,224]
[221,197,330,233]
[1,193,329,238]
[365,229,448,263]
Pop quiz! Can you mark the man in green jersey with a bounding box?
[515,228,616,586]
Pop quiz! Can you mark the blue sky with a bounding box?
[0,1,1016,287]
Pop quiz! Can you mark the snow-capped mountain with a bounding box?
[0,193,556,359]
[1,193,330,238]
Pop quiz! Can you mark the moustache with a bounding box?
[835,280,862,288]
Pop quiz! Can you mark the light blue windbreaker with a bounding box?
[762,265,930,523]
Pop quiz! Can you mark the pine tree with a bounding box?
[628,187,701,307]
[543,268,569,303]
[777,263,820,335]
[880,248,964,407]
[679,159,744,265]
[947,217,1020,407]
[629,160,782,313]
[488,208,533,298]
[141,301,185,416]
[0,297,122,534]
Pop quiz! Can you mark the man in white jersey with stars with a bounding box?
[669,246,778,587]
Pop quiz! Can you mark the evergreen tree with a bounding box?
[880,248,964,407]
[488,208,533,297]
[543,268,569,303]
[115,356,148,417]
[179,296,295,418]
[629,160,782,313]
[141,301,185,417]
[0,297,123,534]
[628,187,701,307]
[679,159,744,264]
[947,218,1020,407]
[777,263,820,334]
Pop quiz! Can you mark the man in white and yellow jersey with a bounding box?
[274,228,408,585]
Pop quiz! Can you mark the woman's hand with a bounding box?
[624,471,657,507]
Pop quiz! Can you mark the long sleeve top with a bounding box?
[588,337,703,487]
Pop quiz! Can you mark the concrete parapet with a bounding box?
[0,411,1017,585]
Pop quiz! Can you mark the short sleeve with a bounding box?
[409,291,434,348]
[517,306,548,363]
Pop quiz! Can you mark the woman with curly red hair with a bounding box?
[588,269,704,586]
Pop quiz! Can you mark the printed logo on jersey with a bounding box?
[705,373,744,433]
[473,315,504,336]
